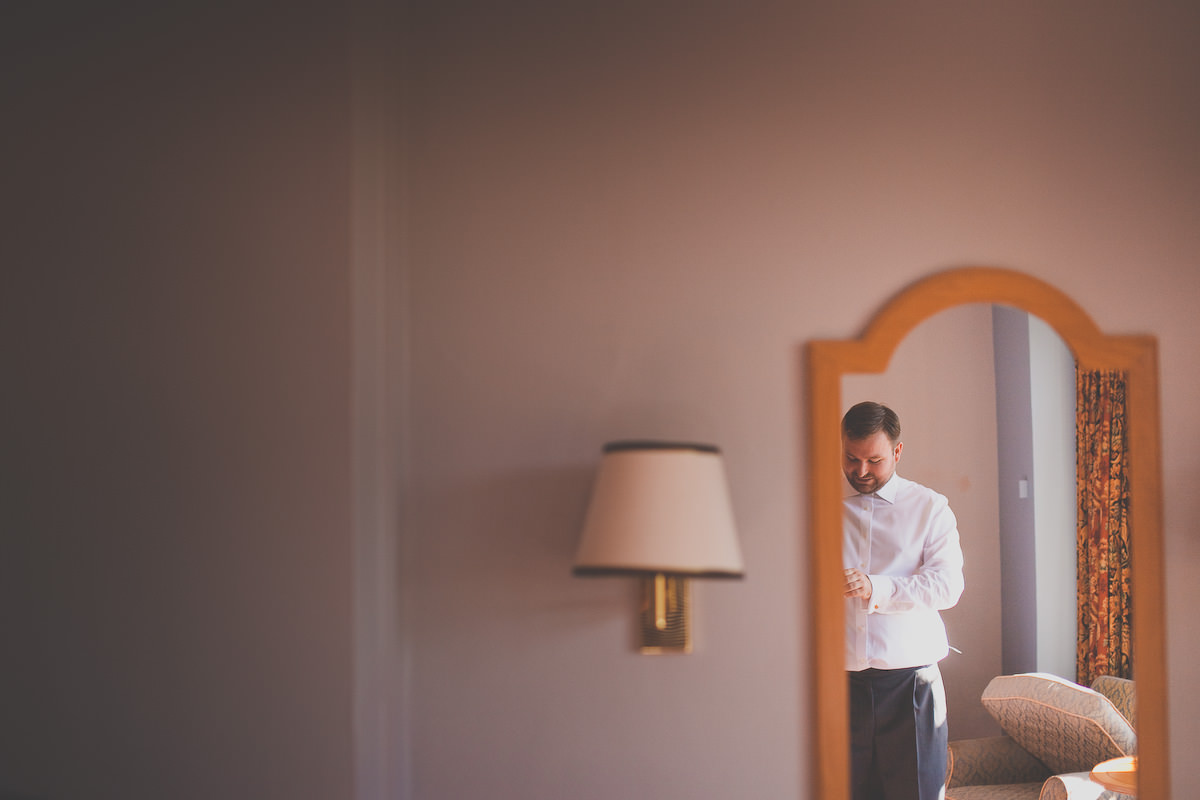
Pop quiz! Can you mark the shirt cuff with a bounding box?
[867,574,892,613]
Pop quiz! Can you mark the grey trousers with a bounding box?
[848,663,948,800]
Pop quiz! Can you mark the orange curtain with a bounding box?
[1075,369,1133,684]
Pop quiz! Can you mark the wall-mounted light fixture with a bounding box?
[573,441,744,654]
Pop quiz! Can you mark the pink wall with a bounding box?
[407,2,1200,798]
[5,3,1199,800]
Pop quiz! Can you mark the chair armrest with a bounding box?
[1040,771,1131,800]
[947,736,1052,788]
[1090,675,1136,729]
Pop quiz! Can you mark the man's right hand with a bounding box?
[843,567,873,600]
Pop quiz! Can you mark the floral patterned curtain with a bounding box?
[1076,368,1133,684]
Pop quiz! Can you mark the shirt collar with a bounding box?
[873,474,902,503]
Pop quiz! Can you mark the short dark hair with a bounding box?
[841,401,901,444]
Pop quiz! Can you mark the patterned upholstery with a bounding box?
[947,736,1050,788]
[1090,675,1135,729]
[980,673,1135,775]
[946,784,1043,800]
[948,674,1139,799]
[1040,772,1131,800]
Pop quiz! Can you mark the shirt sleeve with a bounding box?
[867,495,964,615]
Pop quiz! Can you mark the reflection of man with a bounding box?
[842,401,964,800]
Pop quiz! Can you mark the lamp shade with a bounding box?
[573,441,744,578]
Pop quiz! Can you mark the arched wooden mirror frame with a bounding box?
[806,266,1168,799]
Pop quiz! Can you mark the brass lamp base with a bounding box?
[639,573,691,654]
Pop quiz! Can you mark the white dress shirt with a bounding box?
[844,473,965,671]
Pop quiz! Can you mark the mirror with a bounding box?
[805,267,1168,799]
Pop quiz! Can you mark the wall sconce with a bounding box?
[573,441,744,654]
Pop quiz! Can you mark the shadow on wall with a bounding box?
[418,463,629,619]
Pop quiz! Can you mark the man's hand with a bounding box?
[843,567,873,600]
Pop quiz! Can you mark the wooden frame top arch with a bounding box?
[805,266,1167,799]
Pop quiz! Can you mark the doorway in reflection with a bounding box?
[842,303,1077,739]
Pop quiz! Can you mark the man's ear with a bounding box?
[894,441,903,460]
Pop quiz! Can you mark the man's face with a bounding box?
[842,431,902,495]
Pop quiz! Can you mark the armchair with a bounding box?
[946,673,1136,800]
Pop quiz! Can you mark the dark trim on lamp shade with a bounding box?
[602,440,720,455]
[572,565,744,579]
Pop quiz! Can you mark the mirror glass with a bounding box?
[841,302,1080,740]
[806,267,1168,800]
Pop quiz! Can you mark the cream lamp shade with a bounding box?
[573,441,744,578]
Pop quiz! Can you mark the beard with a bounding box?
[849,476,877,493]
[846,471,891,494]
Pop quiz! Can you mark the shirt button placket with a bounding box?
[861,497,872,569]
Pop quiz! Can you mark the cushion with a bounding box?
[981,673,1136,775]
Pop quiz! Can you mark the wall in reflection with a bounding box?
[843,304,1077,739]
